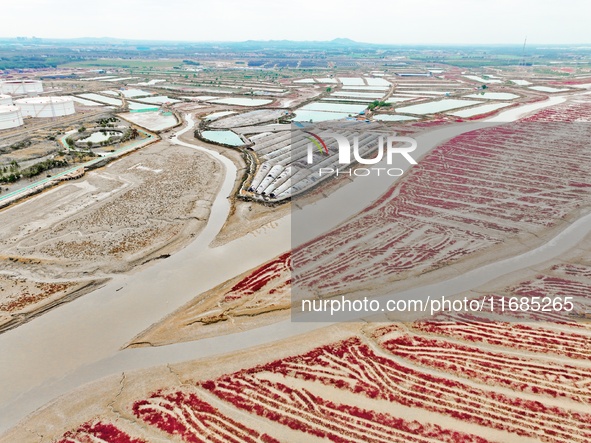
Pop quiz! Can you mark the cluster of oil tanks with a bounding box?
[0,80,76,130]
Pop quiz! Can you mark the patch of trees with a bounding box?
[96,117,118,127]
[19,158,69,179]
[0,55,82,70]
[367,100,392,111]
[0,158,71,182]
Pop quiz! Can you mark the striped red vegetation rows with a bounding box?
[428,261,591,323]
[224,252,291,302]
[211,99,591,302]
[412,321,591,361]
[201,337,591,443]
[521,104,591,122]
[376,331,591,403]
[292,115,591,296]
[219,101,591,301]
[56,421,145,443]
[133,390,279,443]
[136,380,489,443]
[56,326,591,443]
[202,380,490,443]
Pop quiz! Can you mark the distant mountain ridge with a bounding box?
[0,36,373,48]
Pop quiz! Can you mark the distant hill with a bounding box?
[0,36,376,49]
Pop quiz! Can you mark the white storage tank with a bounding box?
[1,80,44,95]
[15,96,75,118]
[0,105,24,130]
[0,94,13,105]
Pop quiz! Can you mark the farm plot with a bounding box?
[298,102,368,114]
[135,95,180,104]
[342,86,389,91]
[330,91,385,99]
[465,92,520,100]
[448,102,512,118]
[529,86,571,93]
[72,97,104,107]
[120,89,153,98]
[338,77,366,86]
[365,77,391,86]
[292,110,351,122]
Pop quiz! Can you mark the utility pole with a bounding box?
[520,37,527,67]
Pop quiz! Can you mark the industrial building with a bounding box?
[0,105,24,130]
[15,96,75,118]
[0,94,13,105]
[0,80,44,95]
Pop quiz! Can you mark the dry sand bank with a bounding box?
[0,140,223,332]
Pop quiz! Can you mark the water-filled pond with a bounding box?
[448,102,512,118]
[79,131,122,144]
[300,102,367,114]
[208,98,273,106]
[201,130,244,146]
[293,110,351,122]
[465,92,520,100]
[528,86,570,93]
[396,99,481,115]
[77,93,122,106]
[373,114,418,122]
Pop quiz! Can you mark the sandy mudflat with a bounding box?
[4,305,589,443]
[0,322,351,443]
[0,139,223,332]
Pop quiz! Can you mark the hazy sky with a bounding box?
[3,0,590,44]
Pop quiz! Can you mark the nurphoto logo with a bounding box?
[305,131,418,177]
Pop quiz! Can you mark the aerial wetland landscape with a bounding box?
[1,2,591,441]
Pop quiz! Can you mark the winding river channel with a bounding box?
[1,96,585,434]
